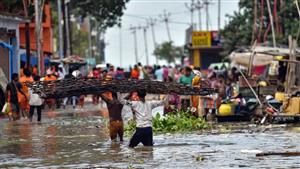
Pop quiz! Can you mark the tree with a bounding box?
[221,0,300,56]
[153,42,185,64]
[0,0,31,16]
[71,26,89,58]
[49,0,129,60]
[69,0,130,30]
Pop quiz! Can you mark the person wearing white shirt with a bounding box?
[29,76,44,122]
[122,89,168,148]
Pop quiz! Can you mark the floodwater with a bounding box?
[0,103,300,169]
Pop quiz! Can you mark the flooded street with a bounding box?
[0,103,300,169]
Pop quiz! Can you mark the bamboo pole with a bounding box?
[238,69,263,106]
[266,0,276,48]
[248,40,257,76]
[57,0,64,59]
[285,37,297,94]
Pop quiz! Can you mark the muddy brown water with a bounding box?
[0,104,300,169]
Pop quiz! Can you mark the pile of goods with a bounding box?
[27,77,215,99]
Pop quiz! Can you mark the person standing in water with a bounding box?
[123,89,168,148]
[100,91,124,142]
[19,69,33,119]
[6,73,21,121]
[28,76,44,122]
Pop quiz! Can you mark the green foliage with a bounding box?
[221,0,300,55]
[153,42,185,64]
[153,111,210,133]
[71,26,89,57]
[69,0,129,30]
[124,119,136,136]
[2,0,18,6]
[0,0,28,16]
[125,111,210,136]
[50,0,128,58]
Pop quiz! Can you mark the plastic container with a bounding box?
[218,103,235,116]
[275,92,285,103]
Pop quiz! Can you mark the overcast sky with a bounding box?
[105,0,239,67]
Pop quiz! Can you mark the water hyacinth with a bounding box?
[125,111,210,135]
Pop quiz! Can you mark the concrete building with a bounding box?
[19,1,53,75]
[0,13,29,81]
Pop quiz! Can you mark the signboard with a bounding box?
[211,31,221,46]
[192,31,211,48]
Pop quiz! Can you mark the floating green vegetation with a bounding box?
[124,119,136,136]
[125,111,210,135]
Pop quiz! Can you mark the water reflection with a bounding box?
[18,122,32,157]
[45,125,58,156]
[0,107,299,168]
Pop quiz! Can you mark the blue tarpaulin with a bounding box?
[20,53,50,66]
[0,41,13,81]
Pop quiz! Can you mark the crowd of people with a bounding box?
[4,62,244,121]
[3,61,248,147]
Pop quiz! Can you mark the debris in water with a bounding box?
[193,154,205,161]
[256,152,300,157]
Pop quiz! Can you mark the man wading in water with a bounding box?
[100,92,124,142]
[123,89,168,148]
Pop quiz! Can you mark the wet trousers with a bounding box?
[29,105,42,122]
[129,127,153,148]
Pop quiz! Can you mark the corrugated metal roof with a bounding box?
[0,13,30,23]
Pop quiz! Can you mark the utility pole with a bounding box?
[203,0,212,31]
[217,0,221,32]
[195,0,203,31]
[148,18,158,64]
[119,26,122,67]
[22,0,31,68]
[142,26,149,66]
[39,1,45,75]
[130,26,139,63]
[34,0,39,72]
[266,0,276,48]
[35,0,44,75]
[57,0,64,59]
[160,10,172,42]
[88,15,93,58]
[185,0,195,30]
[64,0,71,57]
[94,19,100,63]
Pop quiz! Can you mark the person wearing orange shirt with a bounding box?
[131,65,140,79]
[32,65,38,76]
[18,69,33,119]
[19,68,24,78]
[89,68,101,105]
[191,68,202,117]
[44,70,57,110]
[44,73,57,81]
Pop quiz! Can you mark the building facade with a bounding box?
[0,14,29,81]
